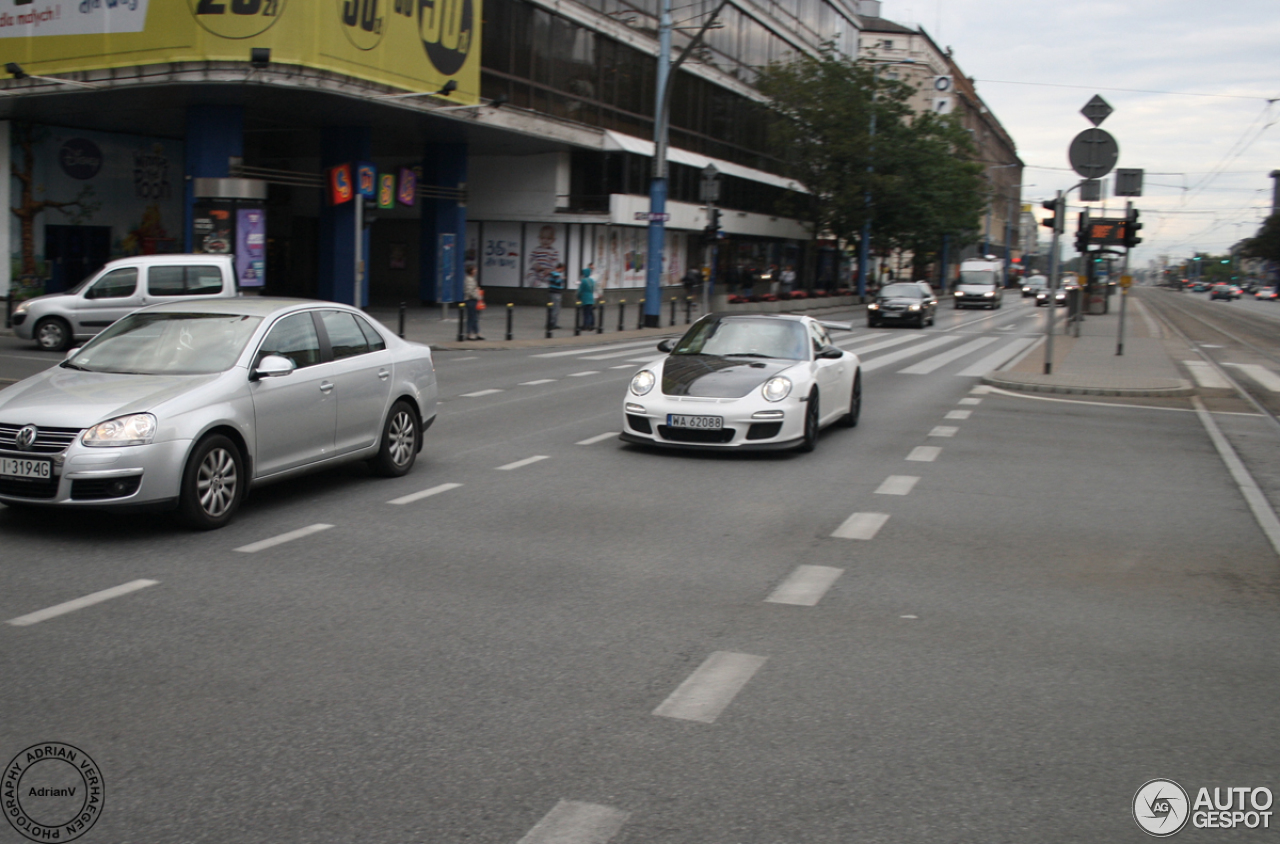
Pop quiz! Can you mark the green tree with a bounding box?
[1241,213,1280,264]
[757,48,985,279]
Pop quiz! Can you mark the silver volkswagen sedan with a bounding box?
[0,299,438,528]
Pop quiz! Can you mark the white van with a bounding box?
[12,254,242,352]
[954,258,1004,310]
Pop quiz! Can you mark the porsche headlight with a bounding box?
[762,376,792,402]
[983,291,995,297]
[908,304,920,311]
[82,413,157,447]
[868,303,880,310]
[629,370,655,396]
[13,300,30,315]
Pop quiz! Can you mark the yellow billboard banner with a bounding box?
[0,0,480,103]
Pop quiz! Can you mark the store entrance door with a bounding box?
[44,225,111,293]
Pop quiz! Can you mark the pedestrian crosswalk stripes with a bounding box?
[861,335,962,372]
[955,337,1038,377]
[899,336,999,374]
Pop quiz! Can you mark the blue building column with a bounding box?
[184,106,243,253]
[320,126,372,305]
[420,143,468,304]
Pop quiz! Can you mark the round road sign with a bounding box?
[1068,128,1119,180]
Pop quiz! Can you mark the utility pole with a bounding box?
[1044,190,1065,375]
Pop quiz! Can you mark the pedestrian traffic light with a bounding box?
[1123,208,1143,248]
[1074,212,1089,253]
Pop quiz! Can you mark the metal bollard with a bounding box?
[637,299,645,331]
[597,302,605,334]
[618,299,626,332]
[398,302,406,338]
[685,296,693,324]
[546,302,554,339]
[670,297,677,326]
[456,301,466,342]
[505,303,514,341]
[574,300,581,336]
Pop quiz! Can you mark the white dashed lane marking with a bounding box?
[831,512,890,540]
[496,455,550,471]
[958,397,982,405]
[1183,361,1230,389]
[609,364,635,369]
[568,371,601,377]
[576,432,617,445]
[765,565,843,606]
[387,482,462,506]
[945,409,972,420]
[520,379,557,386]
[236,524,334,553]
[653,651,768,724]
[1224,363,1280,392]
[516,800,630,844]
[929,426,958,438]
[875,475,919,495]
[460,388,504,397]
[530,340,659,358]
[907,446,941,462]
[7,579,159,627]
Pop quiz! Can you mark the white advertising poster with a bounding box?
[622,227,646,287]
[0,0,151,39]
[523,222,565,288]
[480,221,522,287]
[664,232,685,285]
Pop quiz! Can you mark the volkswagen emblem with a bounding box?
[15,425,38,451]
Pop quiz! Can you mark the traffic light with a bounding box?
[703,207,721,243]
[1074,212,1089,253]
[1123,208,1143,248]
[1040,199,1060,232]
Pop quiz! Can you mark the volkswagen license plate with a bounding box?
[0,457,51,480]
[667,414,723,429]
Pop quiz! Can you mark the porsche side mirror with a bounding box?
[657,339,674,353]
[818,346,844,359]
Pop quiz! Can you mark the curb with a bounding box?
[981,373,1195,398]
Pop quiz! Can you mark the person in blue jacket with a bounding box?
[548,263,566,329]
[578,263,597,330]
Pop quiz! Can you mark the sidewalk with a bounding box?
[982,288,1195,398]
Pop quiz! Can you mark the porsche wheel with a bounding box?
[797,390,819,452]
[839,371,861,428]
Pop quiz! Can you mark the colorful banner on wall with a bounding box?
[1,0,481,105]
[329,163,353,205]
[377,173,395,209]
[397,167,416,207]
[356,162,376,199]
[235,208,266,288]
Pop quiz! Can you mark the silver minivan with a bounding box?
[12,254,240,352]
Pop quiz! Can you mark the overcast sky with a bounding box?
[886,0,1280,266]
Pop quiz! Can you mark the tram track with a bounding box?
[1140,289,1280,434]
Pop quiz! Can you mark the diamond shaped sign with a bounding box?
[1081,95,1113,126]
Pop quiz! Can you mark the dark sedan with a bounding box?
[867,282,937,328]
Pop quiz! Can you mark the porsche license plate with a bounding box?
[0,457,52,480]
[667,414,723,429]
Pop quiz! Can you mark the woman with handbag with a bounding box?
[464,263,484,340]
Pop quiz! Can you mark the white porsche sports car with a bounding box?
[619,313,861,452]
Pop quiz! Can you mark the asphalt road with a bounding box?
[2,297,1278,843]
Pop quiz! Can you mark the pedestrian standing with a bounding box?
[578,263,597,330]
[780,265,796,296]
[463,263,484,340]
[548,263,566,329]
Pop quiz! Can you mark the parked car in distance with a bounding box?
[1021,275,1048,297]
[1254,288,1278,301]
[953,258,1004,309]
[867,282,937,328]
[0,299,438,529]
[620,313,860,453]
[1209,284,1239,301]
[11,254,242,352]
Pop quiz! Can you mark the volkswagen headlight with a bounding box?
[13,299,29,315]
[82,413,157,447]
[868,303,880,310]
[908,304,920,311]
[762,376,792,402]
[629,370,655,396]
[983,291,995,297]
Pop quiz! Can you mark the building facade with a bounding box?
[1,0,890,307]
